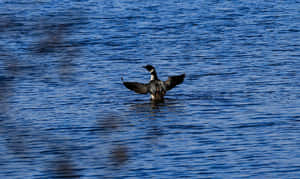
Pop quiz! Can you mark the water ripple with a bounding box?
[0,0,299,178]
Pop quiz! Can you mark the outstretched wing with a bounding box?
[123,81,149,94]
[164,73,185,91]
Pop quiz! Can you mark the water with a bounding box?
[0,0,299,178]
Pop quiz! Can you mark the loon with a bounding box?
[122,65,185,101]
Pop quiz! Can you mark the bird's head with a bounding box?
[143,65,155,73]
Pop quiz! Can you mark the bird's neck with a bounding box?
[150,70,158,81]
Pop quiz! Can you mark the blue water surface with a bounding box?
[0,0,299,178]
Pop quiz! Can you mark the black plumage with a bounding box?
[122,65,185,101]
[122,82,149,94]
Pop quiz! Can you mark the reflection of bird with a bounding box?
[122,65,185,101]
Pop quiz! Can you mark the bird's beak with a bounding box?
[142,66,147,69]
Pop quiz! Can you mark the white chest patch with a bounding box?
[151,94,155,99]
[150,69,155,80]
[151,75,155,81]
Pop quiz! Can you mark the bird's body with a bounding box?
[122,65,185,102]
[149,80,166,101]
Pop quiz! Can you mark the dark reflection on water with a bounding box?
[110,144,129,167]
[128,98,184,114]
[49,155,81,178]
[0,0,300,178]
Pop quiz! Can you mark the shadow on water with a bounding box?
[47,154,79,178]
[0,7,90,178]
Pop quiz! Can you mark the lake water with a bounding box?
[0,0,299,178]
